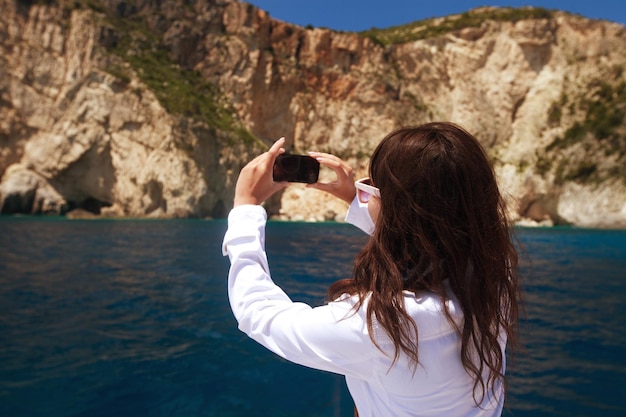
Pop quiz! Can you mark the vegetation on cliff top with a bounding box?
[69,0,257,146]
[361,7,554,46]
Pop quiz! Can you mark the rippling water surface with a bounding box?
[0,218,624,416]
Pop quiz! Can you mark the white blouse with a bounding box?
[222,201,505,417]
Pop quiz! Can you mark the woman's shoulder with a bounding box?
[402,289,463,341]
[328,290,463,341]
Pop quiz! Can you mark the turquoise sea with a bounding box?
[0,218,625,416]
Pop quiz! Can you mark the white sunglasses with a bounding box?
[355,178,381,203]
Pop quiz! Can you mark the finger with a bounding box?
[269,137,286,156]
[255,137,285,172]
[274,180,289,190]
[309,152,351,169]
[315,157,354,181]
[308,152,347,166]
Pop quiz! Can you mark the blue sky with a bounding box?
[246,0,626,31]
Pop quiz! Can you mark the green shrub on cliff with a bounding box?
[548,79,626,154]
[74,0,258,146]
[543,69,626,185]
[361,7,554,46]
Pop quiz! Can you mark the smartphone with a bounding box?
[273,154,320,183]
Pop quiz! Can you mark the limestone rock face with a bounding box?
[1,0,625,227]
[0,0,257,218]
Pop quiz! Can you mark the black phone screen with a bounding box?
[272,154,320,183]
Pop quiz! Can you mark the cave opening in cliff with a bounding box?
[69,197,112,215]
[211,199,227,218]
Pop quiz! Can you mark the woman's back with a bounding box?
[342,289,505,417]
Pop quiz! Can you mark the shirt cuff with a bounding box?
[222,204,267,256]
[345,197,375,235]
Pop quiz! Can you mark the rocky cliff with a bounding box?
[1,0,625,227]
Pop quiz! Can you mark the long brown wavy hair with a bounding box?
[328,122,521,403]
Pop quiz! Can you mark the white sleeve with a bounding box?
[222,205,376,379]
[345,196,375,235]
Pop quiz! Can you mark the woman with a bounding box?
[222,122,522,417]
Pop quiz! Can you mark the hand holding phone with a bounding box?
[234,137,290,207]
[273,154,320,183]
